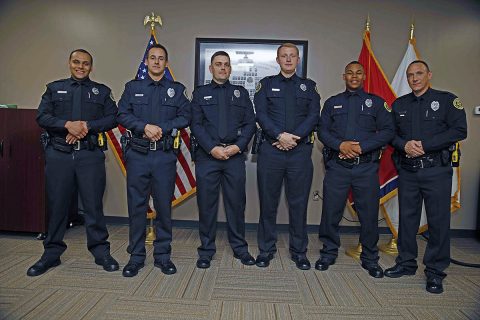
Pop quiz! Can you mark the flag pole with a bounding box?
[379,21,417,256]
[144,11,163,245]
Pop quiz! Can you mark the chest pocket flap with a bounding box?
[266,89,284,98]
[130,95,148,105]
[52,91,72,102]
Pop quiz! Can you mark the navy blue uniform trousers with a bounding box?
[257,143,313,257]
[319,159,380,265]
[125,148,177,264]
[396,165,452,279]
[195,153,249,258]
[43,147,110,260]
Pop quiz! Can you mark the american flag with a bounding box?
[106,31,196,206]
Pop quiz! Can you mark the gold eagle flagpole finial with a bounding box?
[144,12,163,32]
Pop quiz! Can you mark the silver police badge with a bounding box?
[300,84,307,92]
[234,89,240,98]
[92,87,99,95]
[167,88,175,98]
[365,98,373,108]
[431,101,440,111]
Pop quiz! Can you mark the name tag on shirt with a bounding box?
[272,88,280,92]
[400,114,405,117]
[204,96,212,100]
[57,90,67,94]
[135,93,144,97]
[334,105,342,109]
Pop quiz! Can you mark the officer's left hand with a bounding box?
[65,133,78,144]
[272,142,288,151]
[224,145,240,157]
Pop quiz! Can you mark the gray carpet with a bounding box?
[0,226,479,319]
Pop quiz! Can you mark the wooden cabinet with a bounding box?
[0,109,46,232]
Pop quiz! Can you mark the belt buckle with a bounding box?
[353,156,360,165]
[419,159,425,168]
[149,141,157,151]
[73,141,81,151]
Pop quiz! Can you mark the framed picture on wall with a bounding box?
[194,38,308,102]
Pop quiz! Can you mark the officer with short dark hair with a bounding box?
[316,61,394,278]
[384,60,467,294]
[117,43,190,277]
[190,51,256,269]
[28,48,119,277]
[254,43,320,270]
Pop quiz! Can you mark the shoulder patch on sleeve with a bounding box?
[453,97,463,110]
[255,82,262,93]
[384,101,392,112]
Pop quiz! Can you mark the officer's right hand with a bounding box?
[404,140,425,158]
[144,124,163,142]
[65,121,88,139]
[210,146,229,160]
[339,141,361,159]
[65,133,78,144]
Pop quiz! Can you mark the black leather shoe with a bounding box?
[291,255,311,270]
[384,264,416,278]
[154,259,177,275]
[314,257,335,271]
[426,277,444,294]
[361,263,384,278]
[122,261,144,277]
[234,253,256,266]
[196,257,211,269]
[27,258,61,277]
[95,254,119,272]
[255,254,274,268]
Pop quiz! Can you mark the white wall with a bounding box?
[1,0,479,229]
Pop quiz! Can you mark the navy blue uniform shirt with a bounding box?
[254,73,320,140]
[391,88,467,153]
[37,77,117,134]
[319,88,394,153]
[191,80,256,153]
[117,75,190,134]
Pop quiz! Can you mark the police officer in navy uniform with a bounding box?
[384,60,467,294]
[117,44,190,277]
[191,51,256,269]
[254,43,320,270]
[28,49,119,276]
[316,61,394,278]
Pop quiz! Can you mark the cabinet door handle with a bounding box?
[0,139,3,158]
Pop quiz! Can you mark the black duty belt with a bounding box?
[50,137,94,152]
[333,152,373,168]
[400,153,442,171]
[217,142,235,147]
[129,136,170,153]
[264,135,309,145]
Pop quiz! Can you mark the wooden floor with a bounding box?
[1,226,479,319]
